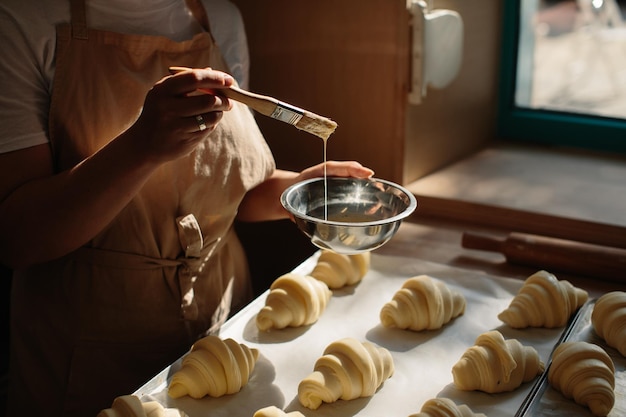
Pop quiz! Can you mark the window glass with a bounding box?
[498,0,626,153]
[518,0,626,118]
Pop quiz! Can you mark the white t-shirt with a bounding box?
[0,0,250,153]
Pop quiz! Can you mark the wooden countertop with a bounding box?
[376,217,624,298]
[406,143,626,249]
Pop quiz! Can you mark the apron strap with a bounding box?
[69,0,213,41]
[185,0,215,38]
[69,0,89,40]
[73,234,226,321]
[72,247,180,269]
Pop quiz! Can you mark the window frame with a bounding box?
[497,0,626,153]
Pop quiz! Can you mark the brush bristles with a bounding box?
[296,112,338,140]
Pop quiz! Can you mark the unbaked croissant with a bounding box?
[256,273,332,331]
[167,335,258,399]
[592,291,626,356]
[498,270,588,328]
[97,395,185,417]
[408,398,486,417]
[548,341,615,417]
[298,337,394,410]
[380,275,466,331]
[309,250,370,289]
[452,330,544,393]
[253,406,305,417]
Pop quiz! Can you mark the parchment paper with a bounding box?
[134,252,589,417]
[516,299,625,417]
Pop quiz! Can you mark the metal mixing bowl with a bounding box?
[280,177,418,254]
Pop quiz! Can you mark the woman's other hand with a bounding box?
[294,160,374,183]
[236,161,375,223]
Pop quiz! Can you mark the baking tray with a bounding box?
[134,253,602,417]
[516,299,626,417]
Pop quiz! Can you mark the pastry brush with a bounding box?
[169,66,337,140]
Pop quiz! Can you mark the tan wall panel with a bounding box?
[404,1,503,183]
[234,0,410,182]
[234,0,502,185]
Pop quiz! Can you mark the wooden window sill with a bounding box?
[405,142,626,249]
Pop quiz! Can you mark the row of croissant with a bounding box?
[97,251,626,417]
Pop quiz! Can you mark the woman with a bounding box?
[0,1,373,415]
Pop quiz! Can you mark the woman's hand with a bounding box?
[293,160,374,183]
[0,67,237,268]
[128,67,234,163]
[236,161,375,223]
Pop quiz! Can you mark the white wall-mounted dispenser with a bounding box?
[408,0,464,105]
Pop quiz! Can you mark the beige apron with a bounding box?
[8,1,275,416]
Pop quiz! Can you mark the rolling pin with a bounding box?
[462,231,626,281]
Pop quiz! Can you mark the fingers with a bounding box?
[166,68,233,115]
[143,68,232,137]
[325,160,375,178]
[175,92,231,118]
[300,161,375,180]
[164,68,233,134]
[128,68,238,163]
[167,67,234,96]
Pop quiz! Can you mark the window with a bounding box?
[497,0,626,153]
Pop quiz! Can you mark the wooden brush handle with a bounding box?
[169,66,293,117]
[216,86,282,117]
[168,66,336,139]
[462,231,626,281]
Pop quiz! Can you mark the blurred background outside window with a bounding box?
[517,0,626,120]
